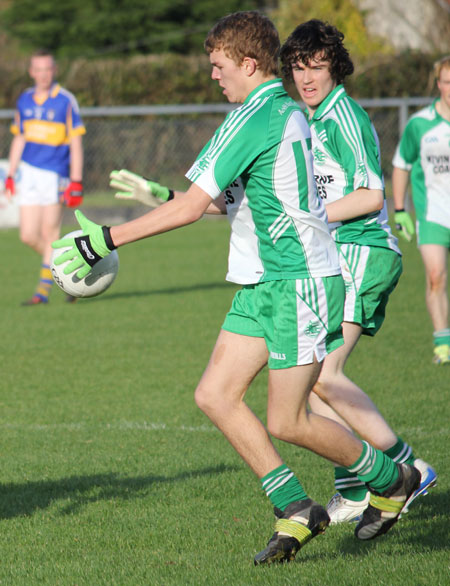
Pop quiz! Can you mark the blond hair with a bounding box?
[204,11,279,76]
[433,55,450,80]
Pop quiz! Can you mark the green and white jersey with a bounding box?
[186,79,340,285]
[393,99,450,229]
[307,85,400,253]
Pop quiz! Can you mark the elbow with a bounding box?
[182,202,205,225]
[371,190,384,211]
[375,194,384,211]
[191,209,205,223]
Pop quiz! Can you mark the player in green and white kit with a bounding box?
[281,19,435,525]
[393,55,450,365]
[53,12,420,563]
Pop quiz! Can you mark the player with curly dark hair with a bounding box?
[280,19,436,527]
[280,19,353,84]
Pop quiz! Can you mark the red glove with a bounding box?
[4,176,15,197]
[63,181,84,207]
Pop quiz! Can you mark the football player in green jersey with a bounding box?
[281,19,435,525]
[393,55,450,365]
[54,12,420,563]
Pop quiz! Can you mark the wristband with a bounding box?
[168,189,175,201]
[73,226,116,267]
[102,226,117,250]
[394,208,405,212]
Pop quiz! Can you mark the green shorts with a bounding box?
[221,276,345,369]
[337,243,402,336]
[417,220,450,248]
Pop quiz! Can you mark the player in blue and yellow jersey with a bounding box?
[53,12,420,563]
[4,50,85,305]
[280,19,436,527]
[393,55,450,365]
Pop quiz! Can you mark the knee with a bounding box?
[267,411,306,444]
[20,232,38,249]
[194,383,221,417]
[42,226,60,245]
[266,415,283,440]
[194,384,209,414]
[426,268,446,291]
[313,379,333,403]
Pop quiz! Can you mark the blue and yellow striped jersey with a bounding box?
[11,83,86,177]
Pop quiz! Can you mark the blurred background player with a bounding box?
[280,19,436,524]
[55,11,420,564]
[4,49,85,305]
[392,55,450,365]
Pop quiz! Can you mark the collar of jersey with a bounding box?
[432,97,450,125]
[243,78,284,105]
[32,83,60,105]
[307,84,347,122]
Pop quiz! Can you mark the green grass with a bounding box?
[0,220,448,585]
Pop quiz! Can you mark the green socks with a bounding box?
[261,465,308,511]
[433,328,450,346]
[348,441,398,494]
[335,437,414,499]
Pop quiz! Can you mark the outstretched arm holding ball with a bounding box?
[52,183,214,277]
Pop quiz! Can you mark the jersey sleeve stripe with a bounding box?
[336,99,366,164]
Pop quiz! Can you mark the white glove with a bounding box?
[109,169,172,208]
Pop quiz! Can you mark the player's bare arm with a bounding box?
[110,182,213,246]
[5,134,26,198]
[391,166,410,210]
[161,188,225,215]
[325,187,383,223]
[69,134,83,182]
[110,169,226,214]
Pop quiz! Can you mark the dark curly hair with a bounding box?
[280,20,354,84]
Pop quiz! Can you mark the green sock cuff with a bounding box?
[349,441,399,493]
[261,464,288,485]
[261,465,308,511]
[433,329,450,346]
[384,437,415,466]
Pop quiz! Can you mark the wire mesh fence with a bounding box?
[0,97,433,197]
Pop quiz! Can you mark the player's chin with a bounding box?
[225,93,241,104]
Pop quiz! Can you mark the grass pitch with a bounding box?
[0,218,448,585]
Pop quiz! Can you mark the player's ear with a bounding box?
[242,57,257,77]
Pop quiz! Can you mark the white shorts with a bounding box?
[18,162,68,206]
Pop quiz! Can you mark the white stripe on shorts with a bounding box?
[295,277,330,364]
[338,243,370,323]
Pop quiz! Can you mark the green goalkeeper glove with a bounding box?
[394,210,415,242]
[109,169,173,208]
[52,210,116,279]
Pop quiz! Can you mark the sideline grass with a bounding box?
[0,219,448,585]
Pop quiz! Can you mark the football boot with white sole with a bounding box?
[327,491,370,524]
